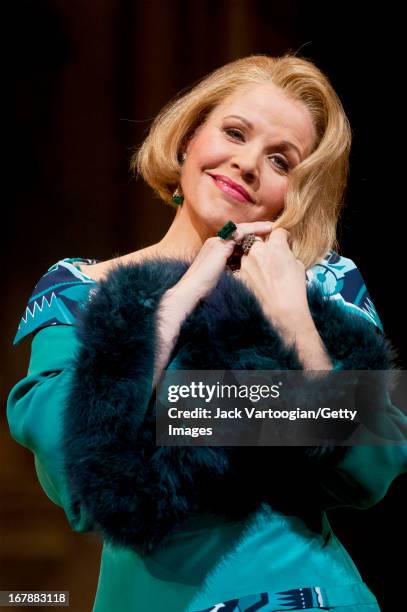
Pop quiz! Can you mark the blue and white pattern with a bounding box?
[13,251,383,346]
[195,585,329,611]
[306,251,383,332]
[13,258,99,345]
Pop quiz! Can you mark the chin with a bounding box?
[187,199,226,234]
[205,207,244,233]
[187,190,256,235]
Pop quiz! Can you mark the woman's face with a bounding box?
[181,82,317,234]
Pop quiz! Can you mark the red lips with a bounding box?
[209,174,254,203]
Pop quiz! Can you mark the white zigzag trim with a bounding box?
[19,292,57,327]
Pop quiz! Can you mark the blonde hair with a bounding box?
[132,53,352,269]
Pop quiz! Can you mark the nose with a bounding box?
[230,149,259,183]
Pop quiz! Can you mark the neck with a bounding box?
[149,204,212,261]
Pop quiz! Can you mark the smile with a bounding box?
[209,175,253,204]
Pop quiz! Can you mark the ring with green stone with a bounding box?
[217,220,237,240]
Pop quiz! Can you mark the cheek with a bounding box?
[263,176,288,203]
[188,131,226,168]
[258,178,288,217]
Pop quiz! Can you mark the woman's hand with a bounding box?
[233,227,310,332]
[233,227,332,370]
[173,221,274,304]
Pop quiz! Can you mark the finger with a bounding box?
[232,222,273,243]
[214,235,241,257]
[236,221,274,235]
[267,228,291,244]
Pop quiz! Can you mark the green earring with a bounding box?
[172,152,187,205]
[172,186,184,206]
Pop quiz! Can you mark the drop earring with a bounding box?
[171,152,187,206]
[172,186,184,206]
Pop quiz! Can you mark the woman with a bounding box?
[8,54,406,611]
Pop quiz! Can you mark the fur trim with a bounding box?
[62,258,396,554]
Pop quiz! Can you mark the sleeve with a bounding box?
[7,257,187,555]
[318,403,407,510]
[309,257,407,509]
[6,324,95,532]
[7,258,99,530]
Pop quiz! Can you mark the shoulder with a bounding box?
[74,247,168,282]
[12,249,170,346]
[307,251,383,332]
[13,257,101,346]
[307,251,363,295]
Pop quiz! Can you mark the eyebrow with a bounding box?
[223,114,304,161]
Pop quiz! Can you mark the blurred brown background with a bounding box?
[3,1,406,610]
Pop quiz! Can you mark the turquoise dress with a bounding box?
[7,254,406,611]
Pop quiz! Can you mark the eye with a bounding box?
[223,127,245,140]
[268,155,289,171]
